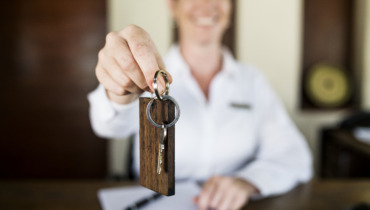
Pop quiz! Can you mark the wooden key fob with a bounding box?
[139,97,175,196]
[139,70,180,196]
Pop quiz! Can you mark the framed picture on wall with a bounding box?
[300,0,360,110]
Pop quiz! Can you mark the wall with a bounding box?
[237,0,370,172]
[108,0,172,54]
[237,0,301,113]
[106,0,370,176]
[237,0,342,171]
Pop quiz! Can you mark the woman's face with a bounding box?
[169,0,232,45]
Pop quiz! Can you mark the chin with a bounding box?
[181,27,223,45]
[193,31,222,45]
[194,38,218,46]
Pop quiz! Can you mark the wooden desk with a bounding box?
[0,180,369,210]
[321,129,370,177]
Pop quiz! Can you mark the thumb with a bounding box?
[122,26,172,91]
[152,69,173,94]
[193,195,199,204]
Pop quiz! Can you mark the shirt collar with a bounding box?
[164,44,239,78]
[221,46,239,77]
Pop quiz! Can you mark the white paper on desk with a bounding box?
[354,127,370,145]
[98,181,200,210]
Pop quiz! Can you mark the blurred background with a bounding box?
[1,0,370,180]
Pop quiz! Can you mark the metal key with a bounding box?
[157,126,167,174]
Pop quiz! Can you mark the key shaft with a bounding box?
[157,127,167,175]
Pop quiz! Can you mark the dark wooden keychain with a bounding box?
[139,70,180,196]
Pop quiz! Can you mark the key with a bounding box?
[139,70,180,196]
[157,127,167,174]
[157,144,164,174]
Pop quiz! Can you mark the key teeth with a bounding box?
[157,159,162,174]
[157,158,162,174]
[157,144,164,175]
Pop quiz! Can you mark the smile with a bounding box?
[195,16,216,26]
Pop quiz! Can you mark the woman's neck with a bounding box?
[179,41,223,100]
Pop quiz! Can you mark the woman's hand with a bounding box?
[95,25,172,104]
[194,176,259,210]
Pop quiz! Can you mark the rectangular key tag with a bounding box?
[139,96,175,196]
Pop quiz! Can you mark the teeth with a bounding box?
[197,17,214,26]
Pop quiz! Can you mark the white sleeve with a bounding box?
[87,84,139,138]
[235,75,313,198]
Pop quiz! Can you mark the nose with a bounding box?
[199,0,215,6]
[196,0,217,14]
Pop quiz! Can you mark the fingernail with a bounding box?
[152,81,165,94]
[167,73,173,84]
[150,82,155,92]
[145,87,152,92]
[158,82,165,93]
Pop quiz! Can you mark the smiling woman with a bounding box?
[88,0,313,209]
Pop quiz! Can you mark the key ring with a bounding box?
[153,70,170,101]
[146,95,181,128]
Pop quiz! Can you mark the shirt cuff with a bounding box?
[234,162,297,198]
[110,100,137,112]
[87,84,138,122]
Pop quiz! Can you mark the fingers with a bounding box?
[105,33,149,92]
[120,25,172,90]
[218,189,236,210]
[197,177,218,210]
[195,176,252,210]
[101,49,148,95]
[231,193,249,210]
[95,63,124,95]
[192,195,199,204]
[96,25,172,104]
[209,181,224,208]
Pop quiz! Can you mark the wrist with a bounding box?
[246,182,259,196]
[237,178,259,196]
[106,90,140,104]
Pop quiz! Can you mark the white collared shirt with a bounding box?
[88,45,312,197]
